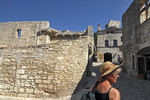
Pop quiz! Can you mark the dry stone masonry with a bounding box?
[0,21,94,99]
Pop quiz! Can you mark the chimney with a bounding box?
[98,24,101,31]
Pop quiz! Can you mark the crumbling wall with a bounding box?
[0,21,94,99]
[0,21,49,48]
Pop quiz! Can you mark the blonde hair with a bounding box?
[113,68,122,75]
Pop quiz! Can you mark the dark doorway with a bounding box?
[137,46,150,79]
[138,57,144,74]
[146,57,150,70]
[104,53,112,62]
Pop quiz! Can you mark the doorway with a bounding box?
[138,57,144,74]
[104,53,112,62]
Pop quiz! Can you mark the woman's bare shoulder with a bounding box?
[110,88,120,93]
[109,88,120,100]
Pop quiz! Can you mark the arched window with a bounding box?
[105,40,109,47]
[113,40,117,46]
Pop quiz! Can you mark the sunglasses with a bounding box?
[113,73,119,77]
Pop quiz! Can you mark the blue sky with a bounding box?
[0,0,133,32]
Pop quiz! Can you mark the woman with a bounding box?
[94,61,122,100]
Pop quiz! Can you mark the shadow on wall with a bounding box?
[70,54,94,100]
[93,51,97,62]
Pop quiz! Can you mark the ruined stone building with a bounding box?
[122,0,150,79]
[96,20,123,63]
[0,21,94,99]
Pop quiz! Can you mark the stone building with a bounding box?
[96,20,123,63]
[0,21,94,99]
[122,0,150,79]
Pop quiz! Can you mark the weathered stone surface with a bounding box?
[0,21,94,99]
[122,0,150,78]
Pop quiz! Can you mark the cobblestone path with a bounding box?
[113,70,150,100]
[71,62,150,100]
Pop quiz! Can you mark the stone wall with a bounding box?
[122,0,140,74]
[0,21,94,99]
[136,19,150,45]
[122,0,150,78]
[0,21,49,48]
[122,0,140,49]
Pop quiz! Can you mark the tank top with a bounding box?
[95,87,112,100]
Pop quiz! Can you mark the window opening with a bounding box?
[131,54,135,70]
[105,40,109,47]
[113,40,117,47]
[140,10,147,23]
[140,0,150,23]
[17,29,21,38]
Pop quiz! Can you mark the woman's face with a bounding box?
[107,72,119,83]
